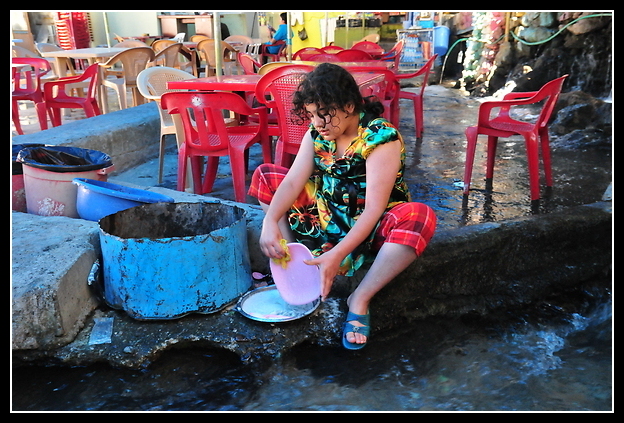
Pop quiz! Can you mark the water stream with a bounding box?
[12,282,611,412]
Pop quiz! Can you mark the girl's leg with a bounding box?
[345,202,436,345]
[346,243,417,344]
[249,163,318,244]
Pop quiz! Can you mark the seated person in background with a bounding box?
[265,12,288,54]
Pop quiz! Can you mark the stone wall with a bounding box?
[449,12,612,99]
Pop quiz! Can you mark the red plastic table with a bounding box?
[167,74,261,92]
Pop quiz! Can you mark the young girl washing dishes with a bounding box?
[248,63,436,350]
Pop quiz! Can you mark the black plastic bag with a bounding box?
[16,146,113,173]
[12,144,46,175]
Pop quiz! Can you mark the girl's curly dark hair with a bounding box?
[291,63,384,126]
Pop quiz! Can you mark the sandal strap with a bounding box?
[343,321,370,337]
[345,311,370,327]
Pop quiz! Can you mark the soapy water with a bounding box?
[12,283,611,411]
[236,286,320,322]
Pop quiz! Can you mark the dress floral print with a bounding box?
[288,113,411,276]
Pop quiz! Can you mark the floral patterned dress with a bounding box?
[288,113,411,276]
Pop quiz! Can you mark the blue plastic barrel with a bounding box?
[433,26,450,56]
[98,202,251,320]
[73,178,174,221]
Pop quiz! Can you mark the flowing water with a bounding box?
[12,282,611,412]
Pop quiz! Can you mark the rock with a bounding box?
[551,91,611,136]
[494,41,514,67]
[550,128,611,150]
[521,12,557,28]
[515,25,555,43]
[562,12,610,35]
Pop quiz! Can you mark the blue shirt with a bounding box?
[266,23,287,53]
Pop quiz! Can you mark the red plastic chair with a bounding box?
[321,45,345,54]
[336,49,374,61]
[255,65,314,167]
[349,67,400,127]
[43,63,101,127]
[261,40,287,63]
[161,91,271,202]
[237,52,262,75]
[379,39,404,68]
[351,41,385,58]
[292,47,323,60]
[12,57,51,134]
[462,75,568,202]
[11,66,24,135]
[305,53,342,63]
[393,54,438,139]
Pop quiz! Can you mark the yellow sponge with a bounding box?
[271,239,291,269]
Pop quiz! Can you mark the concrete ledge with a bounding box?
[371,201,612,326]
[11,212,101,350]
[12,103,163,174]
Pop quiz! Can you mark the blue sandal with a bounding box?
[342,311,370,350]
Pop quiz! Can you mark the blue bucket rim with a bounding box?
[72,178,175,204]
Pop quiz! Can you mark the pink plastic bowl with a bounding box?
[269,243,321,305]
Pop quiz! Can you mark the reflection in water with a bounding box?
[398,88,610,231]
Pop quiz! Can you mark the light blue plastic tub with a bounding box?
[72,178,174,222]
[98,202,251,320]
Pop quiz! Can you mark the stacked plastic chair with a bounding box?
[55,12,92,50]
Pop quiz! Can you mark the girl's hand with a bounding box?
[304,249,343,301]
[259,220,286,260]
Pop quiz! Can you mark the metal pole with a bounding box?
[213,12,222,78]
[286,12,292,60]
[103,12,111,48]
[325,12,329,46]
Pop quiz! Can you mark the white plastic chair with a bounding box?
[172,33,186,42]
[225,35,253,55]
[100,47,155,111]
[137,66,196,184]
